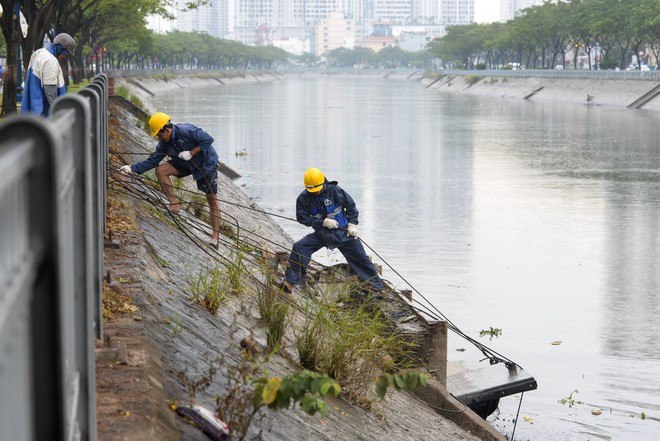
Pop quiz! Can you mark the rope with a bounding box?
[511,392,524,441]
[111,148,524,370]
[359,237,521,370]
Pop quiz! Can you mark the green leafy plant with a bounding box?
[295,300,325,371]
[115,85,130,99]
[154,254,171,268]
[225,250,247,297]
[165,316,185,336]
[256,272,291,351]
[558,389,582,408]
[256,274,279,321]
[266,301,290,351]
[129,94,144,109]
[214,354,266,440]
[254,370,341,417]
[374,371,429,399]
[186,263,230,315]
[212,349,339,440]
[479,327,502,337]
[464,75,483,86]
[294,288,418,408]
[115,84,144,109]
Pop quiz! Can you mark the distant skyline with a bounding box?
[149,0,505,38]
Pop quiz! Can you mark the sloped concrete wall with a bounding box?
[421,74,660,111]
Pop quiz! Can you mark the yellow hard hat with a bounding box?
[149,112,171,137]
[304,168,325,193]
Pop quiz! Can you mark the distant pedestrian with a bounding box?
[120,112,221,247]
[279,168,384,295]
[21,33,76,116]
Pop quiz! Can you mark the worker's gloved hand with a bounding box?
[178,151,193,161]
[119,165,133,175]
[346,223,359,238]
[322,218,339,229]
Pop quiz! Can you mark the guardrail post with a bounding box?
[428,320,448,388]
[1,76,107,441]
[51,94,97,441]
[78,87,104,341]
[0,115,65,440]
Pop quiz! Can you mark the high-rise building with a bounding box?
[159,0,471,51]
[315,13,356,55]
[175,0,227,37]
[441,0,474,25]
[412,0,440,24]
[372,0,413,23]
[232,0,308,45]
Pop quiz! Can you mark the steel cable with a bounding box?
[111,151,522,369]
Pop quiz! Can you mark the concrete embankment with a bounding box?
[418,72,660,111]
[115,69,660,112]
[100,78,497,439]
[113,71,284,113]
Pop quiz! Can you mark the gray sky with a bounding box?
[474,0,500,23]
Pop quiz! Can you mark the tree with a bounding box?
[1,0,21,115]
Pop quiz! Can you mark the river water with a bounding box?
[151,75,660,440]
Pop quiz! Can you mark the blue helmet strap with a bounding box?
[54,44,69,57]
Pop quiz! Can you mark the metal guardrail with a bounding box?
[0,74,107,441]
[437,68,660,81]
[107,66,660,80]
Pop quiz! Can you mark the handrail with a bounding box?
[0,74,107,441]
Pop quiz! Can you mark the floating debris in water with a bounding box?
[479,327,502,337]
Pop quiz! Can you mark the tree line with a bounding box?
[428,0,660,70]
[0,0,289,115]
[2,0,658,115]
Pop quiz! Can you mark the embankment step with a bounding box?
[524,87,544,100]
[628,84,660,109]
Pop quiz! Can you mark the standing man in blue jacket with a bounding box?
[21,33,76,116]
[280,168,384,295]
[120,112,221,247]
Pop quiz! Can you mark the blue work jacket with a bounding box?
[20,44,66,116]
[296,180,359,248]
[131,124,218,180]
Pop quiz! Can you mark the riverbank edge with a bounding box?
[113,71,283,114]
[114,69,660,113]
[418,72,660,111]
[100,80,501,440]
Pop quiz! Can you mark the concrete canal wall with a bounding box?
[416,70,660,111]
[114,69,660,113]
[102,78,502,441]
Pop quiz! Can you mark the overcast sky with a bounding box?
[474,0,500,23]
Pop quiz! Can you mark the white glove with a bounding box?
[178,151,193,161]
[322,218,339,229]
[119,165,133,174]
[346,223,359,238]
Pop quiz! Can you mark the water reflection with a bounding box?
[152,76,660,439]
[604,195,659,360]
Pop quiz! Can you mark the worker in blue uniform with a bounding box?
[280,168,384,295]
[21,33,76,116]
[120,112,221,247]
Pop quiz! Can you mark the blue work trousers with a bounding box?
[285,232,384,290]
